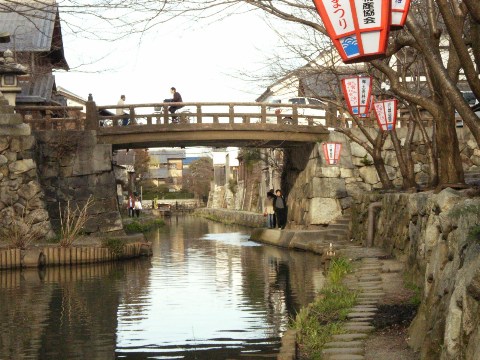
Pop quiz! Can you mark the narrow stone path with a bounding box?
[322,257,385,360]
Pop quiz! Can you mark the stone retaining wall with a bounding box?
[195,208,265,228]
[0,96,54,244]
[0,242,152,270]
[34,130,124,234]
[351,189,480,359]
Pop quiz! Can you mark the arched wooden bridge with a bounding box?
[17,98,334,149]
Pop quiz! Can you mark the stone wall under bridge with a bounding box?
[34,130,124,234]
[208,127,480,228]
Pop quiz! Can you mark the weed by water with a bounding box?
[292,257,356,359]
[102,238,126,256]
[124,219,165,233]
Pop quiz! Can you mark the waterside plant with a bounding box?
[292,257,356,359]
[124,219,165,233]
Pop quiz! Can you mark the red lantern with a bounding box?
[391,0,411,27]
[312,0,391,63]
[373,99,397,130]
[341,76,373,117]
[322,142,342,165]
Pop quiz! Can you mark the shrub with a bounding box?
[59,195,94,247]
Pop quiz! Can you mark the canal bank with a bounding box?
[195,207,418,359]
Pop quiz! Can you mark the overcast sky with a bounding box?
[55,11,286,106]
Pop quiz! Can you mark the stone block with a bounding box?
[358,166,379,185]
[26,208,49,224]
[310,177,347,198]
[9,137,21,152]
[8,159,35,175]
[436,188,461,213]
[72,144,112,176]
[20,135,35,151]
[309,197,342,225]
[0,137,8,152]
[0,154,7,165]
[0,113,22,125]
[0,123,31,136]
[18,181,42,201]
[350,142,368,158]
[316,166,340,178]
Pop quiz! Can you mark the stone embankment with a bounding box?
[352,188,480,359]
[195,207,266,227]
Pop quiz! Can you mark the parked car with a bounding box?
[266,97,327,125]
[455,91,479,127]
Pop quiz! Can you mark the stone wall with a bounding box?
[351,189,480,360]
[195,208,265,228]
[34,131,123,234]
[285,127,479,227]
[0,97,54,244]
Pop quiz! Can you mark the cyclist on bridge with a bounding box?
[164,87,183,123]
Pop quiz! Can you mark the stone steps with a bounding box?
[321,257,386,360]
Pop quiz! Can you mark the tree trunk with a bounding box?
[372,132,394,189]
[435,113,465,184]
[390,128,417,188]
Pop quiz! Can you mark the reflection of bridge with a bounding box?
[16,98,331,149]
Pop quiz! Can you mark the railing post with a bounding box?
[197,105,203,123]
[260,104,266,124]
[129,106,136,125]
[229,104,234,124]
[292,105,299,125]
[163,106,169,124]
[85,94,99,130]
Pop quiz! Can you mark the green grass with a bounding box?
[124,219,165,233]
[291,257,357,359]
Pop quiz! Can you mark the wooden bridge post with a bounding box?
[196,105,203,123]
[292,105,299,125]
[129,106,136,125]
[85,94,99,130]
[229,104,234,124]
[260,105,266,124]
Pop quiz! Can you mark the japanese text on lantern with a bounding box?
[363,0,375,24]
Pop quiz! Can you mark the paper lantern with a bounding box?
[391,0,411,27]
[313,0,391,63]
[322,142,342,165]
[373,99,397,130]
[341,76,373,117]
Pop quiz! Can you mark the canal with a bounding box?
[0,216,326,359]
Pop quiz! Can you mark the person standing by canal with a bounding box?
[274,189,288,229]
[127,194,135,217]
[134,196,142,217]
[164,87,183,123]
[264,191,276,229]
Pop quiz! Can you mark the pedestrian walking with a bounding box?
[134,197,142,217]
[264,191,276,228]
[127,194,135,217]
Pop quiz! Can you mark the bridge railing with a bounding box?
[86,100,330,129]
[15,105,85,130]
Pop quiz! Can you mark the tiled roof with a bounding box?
[0,0,56,51]
[0,0,68,69]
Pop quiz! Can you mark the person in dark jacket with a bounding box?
[164,87,183,123]
[273,189,287,229]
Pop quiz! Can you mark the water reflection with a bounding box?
[0,216,325,359]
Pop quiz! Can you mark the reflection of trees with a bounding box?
[0,260,152,359]
[241,245,326,336]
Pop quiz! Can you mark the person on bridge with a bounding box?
[116,95,129,126]
[274,189,288,230]
[164,87,183,124]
